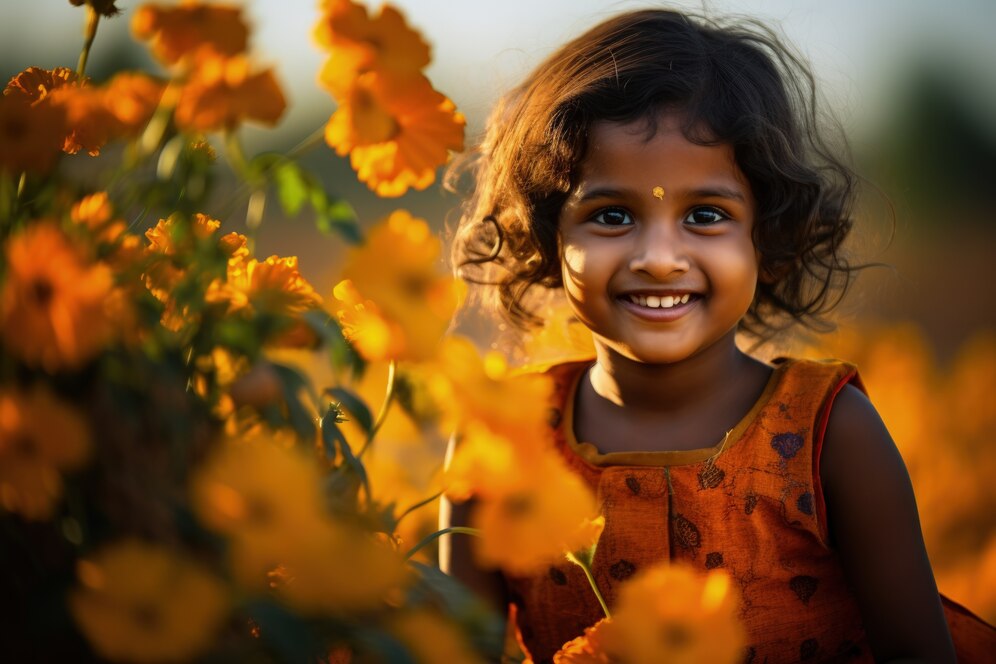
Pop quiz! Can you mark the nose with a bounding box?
[628,221,690,279]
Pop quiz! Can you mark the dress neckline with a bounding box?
[561,358,788,467]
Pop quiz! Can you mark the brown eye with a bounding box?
[591,208,633,226]
[685,207,728,226]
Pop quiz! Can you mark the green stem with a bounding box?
[392,489,445,531]
[224,129,249,177]
[77,7,101,78]
[357,359,396,459]
[0,173,14,227]
[567,552,611,618]
[403,526,480,561]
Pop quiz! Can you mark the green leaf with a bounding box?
[318,198,362,244]
[324,386,374,434]
[301,310,365,379]
[273,160,310,216]
[271,363,318,442]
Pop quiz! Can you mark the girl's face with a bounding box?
[557,116,759,365]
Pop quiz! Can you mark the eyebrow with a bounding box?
[572,185,748,204]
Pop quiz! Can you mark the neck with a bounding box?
[589,330,755,414]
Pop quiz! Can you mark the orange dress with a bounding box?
[504,358,995,664]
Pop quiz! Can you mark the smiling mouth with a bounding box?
[624,293,694,309]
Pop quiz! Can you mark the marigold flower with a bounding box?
[68,539,229,663]
[1,222,115,370]
[553,619,612,664]
[0,95,66,174]
[324,72,464,197]
[210,255,322,315]
[5,66,111,155]
[333,210,462,361]
[427,335,554,442]
[0,385,91,521]
[175,55,286,132]
[131,2,248,67]
[599,564,746,664]
[314,0,430,96]
[446,423,600,575]
[4,66,78,102]
[102,71,165,135]
[143,212,222,301]
[191,437,407,611]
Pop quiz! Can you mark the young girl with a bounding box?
[440,8,993,664]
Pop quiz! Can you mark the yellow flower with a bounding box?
[0,94,67,174]
[191,436,408,612]
[388,609,486,664]
[324,72,464,197]
[446,423,600,575]
[205,254,323,347]
[175,55,286,132]
[131,2,248,67]
[69,539,229,663]
[1,222,115,370]
[0,385,91,521]
[427,335,554,442]
[333,210,462,361]
[314,0,430,96]
[599,564,746,664]
[264,519,410,614]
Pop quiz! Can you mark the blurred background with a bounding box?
[3,0,994,621]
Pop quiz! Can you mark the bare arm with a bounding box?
[821,384,955,663]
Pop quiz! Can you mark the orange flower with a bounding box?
[69,539,229,663]
[102,71,165,135]
[324,72,464,197]
[5,66,114,155]
[314,0,430,96]
[553,619,612,664]
[191,436,408,612]
[0,95,66,174]
[5,66,164,155]
[1,222,115,370]
[0,385,91,521]
[143,212,222,301]
[599,564,746,664]
[427,335,554,442]
[333,210,462,361]
[175,55,286,132]
[205,254,323,346]
[4,66,78,102]
[131,2,248,67]
[446,422,601,575]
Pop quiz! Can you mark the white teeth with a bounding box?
[628,294,692,309]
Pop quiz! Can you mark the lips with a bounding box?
[616,291,700,320]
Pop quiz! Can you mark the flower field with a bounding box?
[0,1,991,662]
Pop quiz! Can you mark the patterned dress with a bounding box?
[504,358,995,664]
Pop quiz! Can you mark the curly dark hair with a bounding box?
[447,8,862,341]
